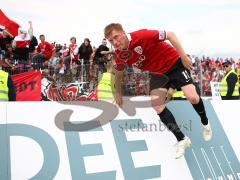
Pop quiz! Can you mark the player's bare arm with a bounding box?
[114,69,124,107]
[166,31,192,70]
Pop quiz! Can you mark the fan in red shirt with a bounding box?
[12,21,33,64]
[63,37,79,71]
[104,23,212,159]
[32,34,54,69]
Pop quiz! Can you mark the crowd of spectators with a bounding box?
[1,23,240,97]
[191,56,240,96]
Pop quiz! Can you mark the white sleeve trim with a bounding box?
[159,30,167,41]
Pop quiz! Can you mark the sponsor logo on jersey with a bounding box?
[134,46,143,54]
[118,50,134,61]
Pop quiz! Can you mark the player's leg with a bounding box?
[151,88,185,141]
[150,88,191,159]
[177,66,212,141]
[181,84,207,126]
[181,84,212,141]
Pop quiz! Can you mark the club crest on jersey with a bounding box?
[134,46,143,54]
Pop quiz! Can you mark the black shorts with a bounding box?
[150,58,193,91]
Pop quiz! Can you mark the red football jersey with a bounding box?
[37,41,53,59]
[114,29,179,74]
[69,44,78,62]
[14,34,31,48]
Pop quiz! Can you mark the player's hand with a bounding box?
[181,55,192,70]
[114,92,123,108]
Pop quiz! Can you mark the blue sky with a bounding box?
[1,0,240,58]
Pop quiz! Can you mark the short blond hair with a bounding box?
[104,23,124,38]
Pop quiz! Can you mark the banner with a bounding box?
[12,71,41,101]
[0,9,20,36]
[210,81,221,100]
[41,78,97,101]
[0,100,239,179]
[41,71,149,101]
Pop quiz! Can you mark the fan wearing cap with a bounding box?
[220,60,239,100]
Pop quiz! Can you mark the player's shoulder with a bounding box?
[130,29,148,36]
[128,29,149,43]
[130,29,159,41]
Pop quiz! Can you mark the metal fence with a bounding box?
[2,60,229,97]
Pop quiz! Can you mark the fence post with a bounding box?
[200,59,203,96]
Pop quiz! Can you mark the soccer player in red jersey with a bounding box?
[104,23,212,159]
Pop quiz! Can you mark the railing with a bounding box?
[2,59,235,97]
